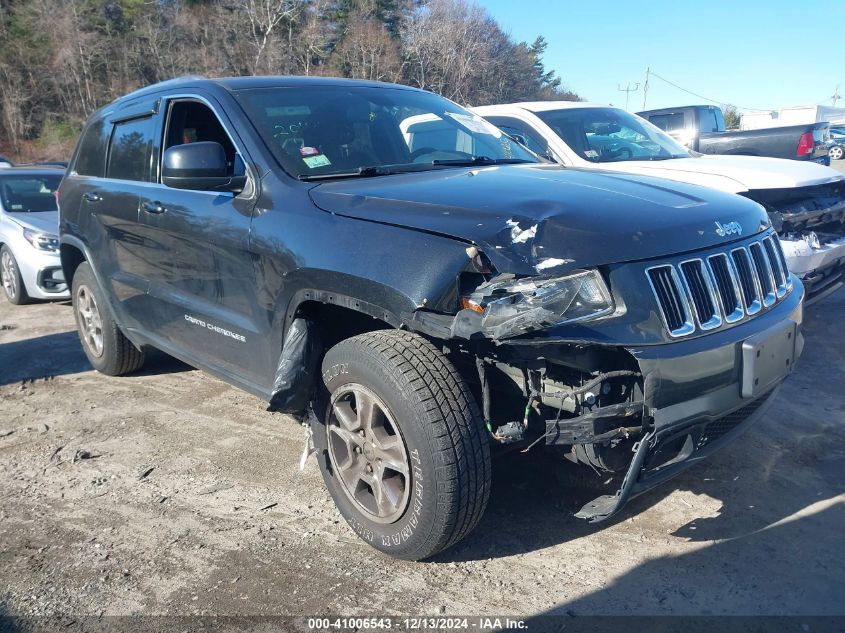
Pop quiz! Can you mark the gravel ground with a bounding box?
[0,286,844,620]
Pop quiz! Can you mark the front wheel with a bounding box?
[314,330,491,560]
[830,145,844,161]
[1,246,30,305]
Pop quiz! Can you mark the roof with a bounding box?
[473,101,607,113]
[0,166,64,175]
[636,105,715,115]
[110,75,425,109]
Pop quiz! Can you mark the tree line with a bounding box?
[0,0,581,161]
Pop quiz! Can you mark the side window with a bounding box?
[74,118,109,177]
[106,117,155,181]
[699,108,720,134]
[484,117,550,157]
[163,100,244,177]
[648,112,686,133]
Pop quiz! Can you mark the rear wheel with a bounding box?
[1,246,30,305]
[830,145,844,161]
[314,330,491,560]
[72,262,145,376]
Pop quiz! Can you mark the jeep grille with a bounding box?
[647,234,792,338]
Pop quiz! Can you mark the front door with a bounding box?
[134,96,263,387]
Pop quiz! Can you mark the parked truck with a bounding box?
[636,104,831,165]
[473,101,845,303]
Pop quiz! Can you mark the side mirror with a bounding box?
[162,142,246,193]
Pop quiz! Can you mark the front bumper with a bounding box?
[575,387,780,522]
[16,246,69,300]
[780,233,845,304]
[572,283,804,522]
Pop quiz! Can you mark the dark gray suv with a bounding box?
[59,76,804,560]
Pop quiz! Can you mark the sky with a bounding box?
[476,0,845,113]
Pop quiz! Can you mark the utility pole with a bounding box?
[617,82,640,111]
[642,66,650,111]
[832,84,841,107]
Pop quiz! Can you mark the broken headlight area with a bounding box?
[458,270,614,339]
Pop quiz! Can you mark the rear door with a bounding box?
[72,102,160,329]
[132,94,264,386]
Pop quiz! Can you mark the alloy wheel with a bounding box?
[1,250,18,300]
[327,384,411,524]
[76,284,104,357]
[830,146,844,161]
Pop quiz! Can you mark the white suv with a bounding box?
[473,101,845,303]
[0,167,69,304]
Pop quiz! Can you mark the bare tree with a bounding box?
[285,0,333,75]
[399,0,491,103]
[0,0,578,160]
[332,9,404,82]
[238,0,298,74]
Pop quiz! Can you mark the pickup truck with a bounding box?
[636,105,831,165]
[60,76,804,560]
[473,101,845,303]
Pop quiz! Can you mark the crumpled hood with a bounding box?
[6,211,60,235]
[309,164,770,274]
[592,155,844,194]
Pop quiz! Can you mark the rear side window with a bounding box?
[74,119,108,177]
[107,117,155,182]
[699,108,720,133]
[648,112,686,132]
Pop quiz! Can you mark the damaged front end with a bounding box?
[410,228,805,524]
[744,180,845,303]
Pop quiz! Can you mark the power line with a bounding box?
[646,69,773,112]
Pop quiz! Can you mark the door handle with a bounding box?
[82,192,102,203]
[141,201,167,214]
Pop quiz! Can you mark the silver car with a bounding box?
[0,167,69,304]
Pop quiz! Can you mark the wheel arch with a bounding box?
[267,283,422,416]
[59,236,89,289]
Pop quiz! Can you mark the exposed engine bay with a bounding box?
[744,180,845,302]
[469,348,645,475]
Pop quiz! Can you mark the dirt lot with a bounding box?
[1,287,844,620]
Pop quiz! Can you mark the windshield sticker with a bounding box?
[584,150,599,158]
[445,112,500,137]
[299,146,319,157]
[303,154,331,168]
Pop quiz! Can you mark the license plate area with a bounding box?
[741,320,797,398]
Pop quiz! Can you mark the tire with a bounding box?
[313,330,491,561]
[1,245,30,305]
[830,146,844,161]
[71,261,145,376]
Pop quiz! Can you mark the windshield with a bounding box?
[0,174,61,212]
[535,107,691,163]
[235,86,536,179]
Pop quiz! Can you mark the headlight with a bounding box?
[461,270,614,339]
[23,228,59,252]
